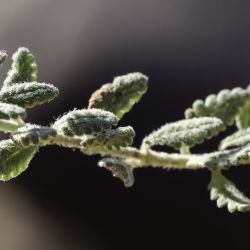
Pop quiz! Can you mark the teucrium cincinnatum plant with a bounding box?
[1,48,250,213]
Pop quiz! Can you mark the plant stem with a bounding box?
[42,134,202,170]
[39,133,250,171]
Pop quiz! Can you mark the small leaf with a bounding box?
[0,119,24,133]
[236,100,250,129]
[187,144,250,170]
[229,143,250,165]
[0,102,26,120]
[208,169,250,213]
[12,124,57,146]
[219,128,250,150]
[0,139,38,181]
[0,82,59,108]
[81,126,135,149]
[53,108,118,136]
[88,72,148,120]
[0,50,7,66]
[98,157,134,187]
[4,47,37,86]
[143,117,225,150]
[0,103,26,133]
[187,86,250,125]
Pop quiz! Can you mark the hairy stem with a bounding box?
[39,134,204,169]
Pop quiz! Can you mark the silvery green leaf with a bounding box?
[81,126,135,149]
[98,157,134,187]
[4,47,37,86]
[88,72,148,120]
[0,102,26,133]
[0,102,26,120]
[0,82,59,108]
[143,117,225,150]
[219,128,250,150]
[236,100,250,129]
[187,86,250,125]
[208,169,250,213]
[188,143,250,171]
[53,108,118,136]
[12,124,57,146]
[0,139,38,181]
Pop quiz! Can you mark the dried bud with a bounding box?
[88,72,148,120]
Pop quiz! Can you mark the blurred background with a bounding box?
[0,0,250,249]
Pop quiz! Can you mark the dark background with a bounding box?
[0,0,250,249]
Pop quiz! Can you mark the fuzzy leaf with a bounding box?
[12,124,57,146]
[81,126,135,149]
[4,47,37,86]
[53,108,118,136]
[0,50,7,66]
[0,102,26,120]
[98,157,134,187]
[208,169,250,213]
[187,86,250,125]
[0,102,26,133]
[0,139,38,181]
[187,143,250,170]
[0,82,59,108]
[143,117,225,150]
[219,128,250,150]
[236,100,250,129]
[88,72,148,120]
[0,119,24,133]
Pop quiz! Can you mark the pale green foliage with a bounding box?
[0,102,26,120]
[4,47,37,86]
[81,126,135,150]
[0,139,37,181]
[142,117,225,150]
[187,86,250,125]
[88,72,148,120]
[187,146,250,170]
[236,100,250,129]
[12,124,57,146]
[0,82,59,108]
[53,108,118,136]
[1,47,250,214]
[220,128,250,150]
[98,157,134,187]
[0,102,26,133]
[208,169,250,213]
